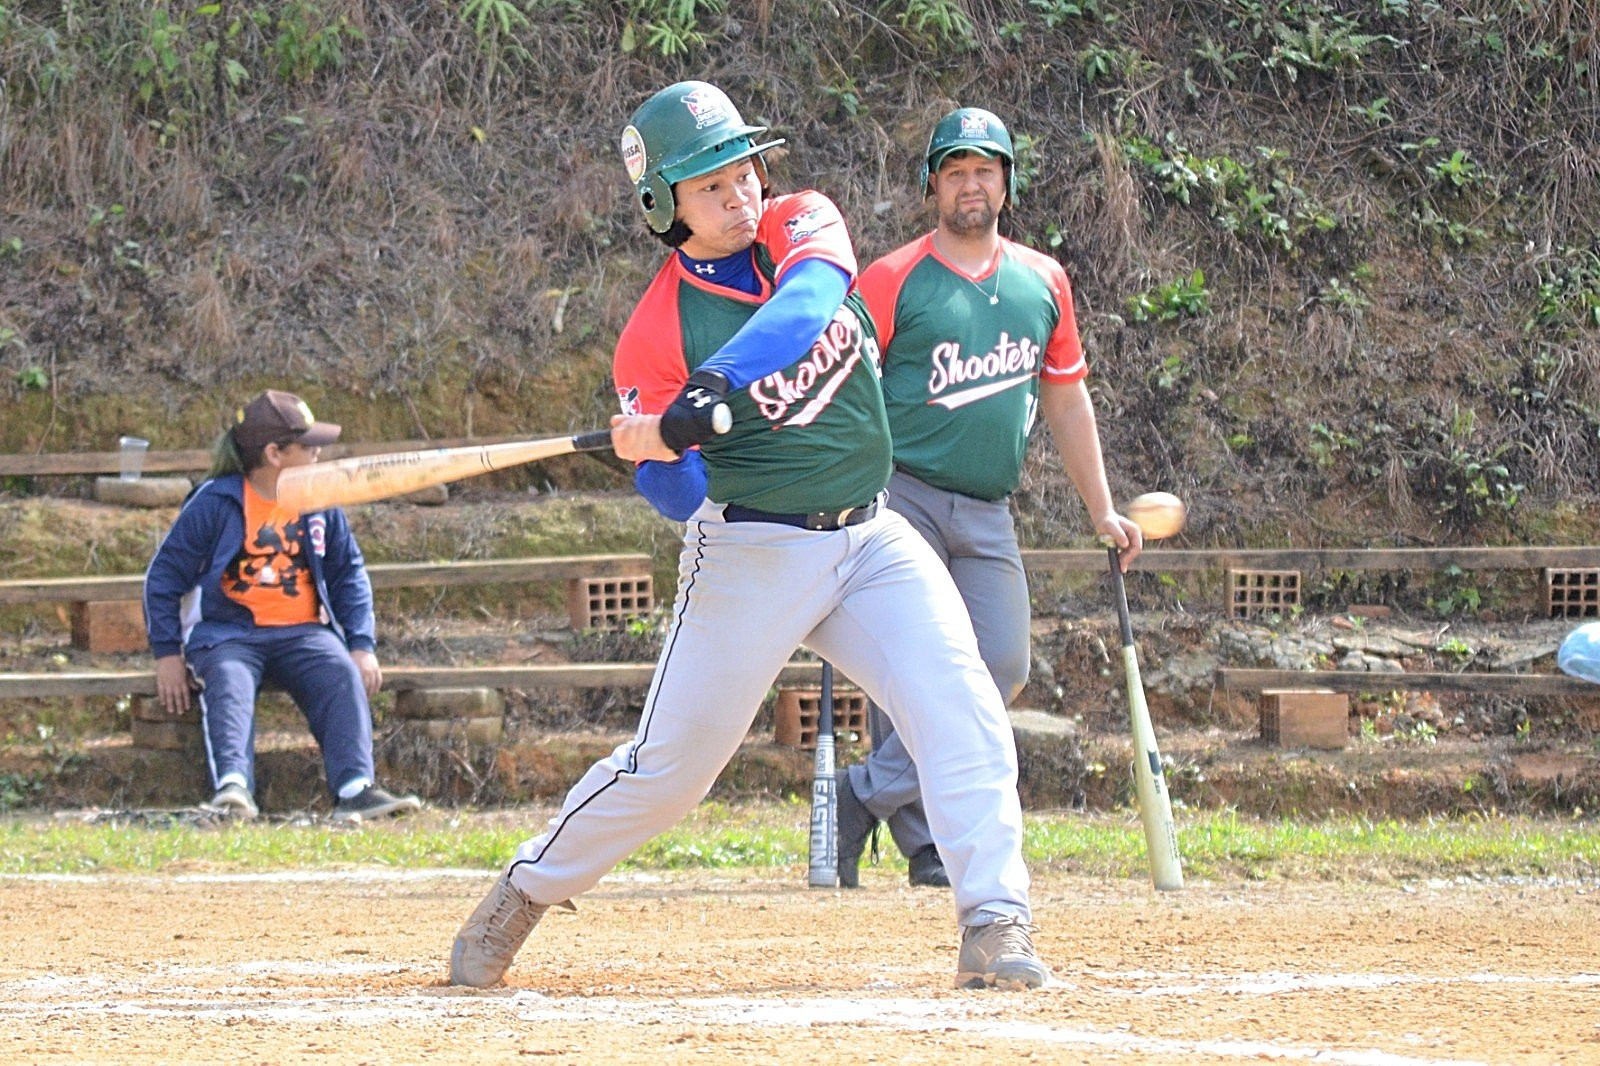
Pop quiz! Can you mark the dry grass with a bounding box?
[179,267,239,357]
[1,0,1598,541]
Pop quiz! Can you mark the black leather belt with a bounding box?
[723,498,880,531]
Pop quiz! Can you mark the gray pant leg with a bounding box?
[851,471,1029,858]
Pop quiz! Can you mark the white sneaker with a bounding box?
[207,782,259,820]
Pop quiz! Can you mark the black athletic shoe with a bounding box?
[908,844,951,887]
[332,784,422,823]
[835,768,878,888]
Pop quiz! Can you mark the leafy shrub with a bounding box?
[1127,270,1210,323]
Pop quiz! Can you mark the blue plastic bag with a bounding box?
[1557,621,1600,685]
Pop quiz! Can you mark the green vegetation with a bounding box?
[1127,270,1211,324]
[1,0,1598,541]
[2,806,1596,883]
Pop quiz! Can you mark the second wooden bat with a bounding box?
[1106,544,1185,892]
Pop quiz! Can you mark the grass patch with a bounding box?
[2,803,1597,883]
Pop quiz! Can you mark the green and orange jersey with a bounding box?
[221,481,321,625]
[613,191,892,514]
[857,233,1087,502]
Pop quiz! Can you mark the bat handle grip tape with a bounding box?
[572,429,615,452]
[1106,545,1136,647]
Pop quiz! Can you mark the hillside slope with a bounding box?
[2,0,1599,549]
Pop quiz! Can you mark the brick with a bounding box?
[1228,568,1301,619]
[130,695,200,724]
[392,687,504,720]
[1259,689,1349,749]
[407,716,504,745]
[70,600,148,654]
[773,686,870,750]
[1543,568,1600,618]
[92,475,193,507]
[131,717,204,752]
[566,574,653,630]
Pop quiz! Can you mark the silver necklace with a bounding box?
[961,263,1000,305]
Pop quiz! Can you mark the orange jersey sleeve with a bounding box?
[612,256,690,417]
[758,191,857,286]
[1008,240,1086,383]
[856,234,935,354]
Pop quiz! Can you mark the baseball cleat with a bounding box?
[834,768,878,889]
[955,917,1050,990]
[450,872,551,987]
[907,844,950,888]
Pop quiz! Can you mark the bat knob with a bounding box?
[711,403,733,435]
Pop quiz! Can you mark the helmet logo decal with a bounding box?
[620,125,647,184]
[681,86,731,129]
[959,114,991,139]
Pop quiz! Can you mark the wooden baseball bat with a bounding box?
[275,429,616,513]
[1106,545,1185,891]
[807,660,838,888]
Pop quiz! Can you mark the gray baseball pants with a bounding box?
[504,497,1032,926]
[848,469,1031,859]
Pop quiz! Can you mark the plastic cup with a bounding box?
[118,436,149,481]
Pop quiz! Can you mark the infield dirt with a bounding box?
[3,853,1596,1064]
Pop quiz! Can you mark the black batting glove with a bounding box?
[659,369,731,454]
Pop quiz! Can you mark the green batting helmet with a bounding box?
[920,107,1017,201]
[619,81,786,234]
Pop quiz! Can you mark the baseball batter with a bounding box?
[838,108,1142,886]
[450,81,1049,991]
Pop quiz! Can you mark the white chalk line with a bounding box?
[0,989,1491,1065]
[5,963,1594,1065]
[0,868,685,886]
[1084,968,1600,996]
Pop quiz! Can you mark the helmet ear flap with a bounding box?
[637,174,677,234]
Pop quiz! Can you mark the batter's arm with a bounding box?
[634,450,708,521]
[1039,378,1143,566]
[698,258,851,388]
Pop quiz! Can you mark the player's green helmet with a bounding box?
[920,106,1017,202]
[620,81,786,234]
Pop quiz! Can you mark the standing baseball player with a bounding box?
[450,81,1049,991]
[837,107,1143,887]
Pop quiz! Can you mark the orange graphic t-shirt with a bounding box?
[221,481,320,626]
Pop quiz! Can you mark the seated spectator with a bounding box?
[142,389,421,822]
[1558,621,1600,685]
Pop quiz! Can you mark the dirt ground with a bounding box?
[2,858,1597,1065]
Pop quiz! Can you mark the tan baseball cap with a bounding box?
[232,390,341,450]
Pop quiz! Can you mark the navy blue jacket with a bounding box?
[142,474,376,659]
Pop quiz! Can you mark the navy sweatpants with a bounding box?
[186,624,374,797]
